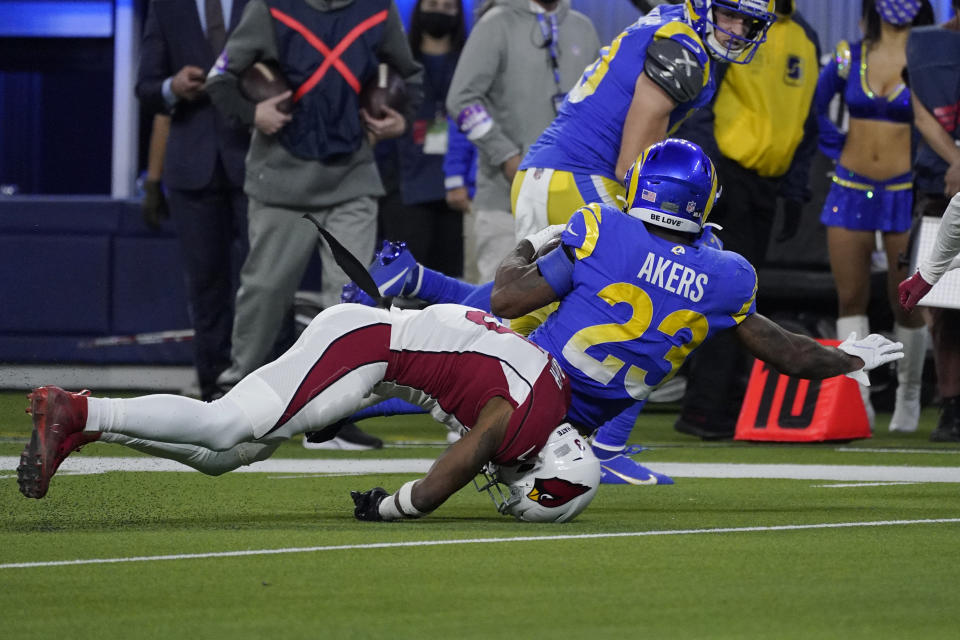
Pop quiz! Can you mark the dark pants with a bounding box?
[166,162,248,400]
[679,156,779,436]
[380,195,464,278]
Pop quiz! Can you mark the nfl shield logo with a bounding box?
[686,201,697,213]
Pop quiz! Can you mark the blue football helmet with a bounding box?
[685,0,776,64]
[623,139,720,234]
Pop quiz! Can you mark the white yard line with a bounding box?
[3,518,959,570]
[836,447,960,455]
[2,457,960,482]
[814,482,920,488]
[651,462,960,483]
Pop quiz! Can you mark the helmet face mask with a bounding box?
[685,0,776,64]
[475,424,600,523]
[623,138,720,234]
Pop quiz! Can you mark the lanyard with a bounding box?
[536,12,563,114]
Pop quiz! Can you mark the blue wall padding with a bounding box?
[0,233,111,332]
[113,236,191,334]
[0,196,193,364]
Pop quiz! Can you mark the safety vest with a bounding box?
[268,0,390,160]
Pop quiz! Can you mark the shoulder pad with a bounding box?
[566,204,603,261]
[644,37,706,104]
[834,40,851,80]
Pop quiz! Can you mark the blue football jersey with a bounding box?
[528,203,757,429]
[520,4,716,181]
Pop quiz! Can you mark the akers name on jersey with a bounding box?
[636,251,708,302]
[529,203,756,428]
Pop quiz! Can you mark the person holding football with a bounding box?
[204,0,422,394]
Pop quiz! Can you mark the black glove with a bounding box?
[775,199,803,243]
[142,179,169,231]
[351,487,388,521]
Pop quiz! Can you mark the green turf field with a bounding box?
[2,391,959,638]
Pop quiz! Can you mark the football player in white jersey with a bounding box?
[899,192,960,442]
[899,192,960,311]
[18,304,600,523]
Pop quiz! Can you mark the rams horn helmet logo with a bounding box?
[526,476,592,508]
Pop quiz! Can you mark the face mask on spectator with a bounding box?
[420,12,458,37]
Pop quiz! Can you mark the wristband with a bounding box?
[536,246,574,297]
[377,480,427,521]
[456,104,493,141]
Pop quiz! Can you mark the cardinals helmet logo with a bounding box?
[526,476,592,508]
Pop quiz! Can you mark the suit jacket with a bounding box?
[137,0,251,190]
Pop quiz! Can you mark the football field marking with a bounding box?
[836,447,960,455]
[2,457,960,482]
[2,518,959,570]
[814,481,920,488]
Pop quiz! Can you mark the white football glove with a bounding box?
[837,332,905,386]
[523,224,567,254]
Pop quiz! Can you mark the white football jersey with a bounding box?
[382,304,556,434]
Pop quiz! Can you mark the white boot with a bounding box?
[837,315,874,429]
[889,324,927,433]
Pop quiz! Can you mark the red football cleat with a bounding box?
[17,386,98,499]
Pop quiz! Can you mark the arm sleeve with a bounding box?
[160,77,178,110]
[443,117,478,195]
[204,0,273,128]
[813,48,847,161]
[445,16,521,167]
[919,193,960,284]
[135,1,174,116]
[536,245,575,297]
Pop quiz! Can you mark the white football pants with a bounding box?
[87,305,390,467]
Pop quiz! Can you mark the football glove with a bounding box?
[351,487,388,522]
[142,179,169,231]
[837,332,905,386]
[898,272,933,313]
[523,224,567,254]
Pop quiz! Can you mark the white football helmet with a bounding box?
[475,424,600,523]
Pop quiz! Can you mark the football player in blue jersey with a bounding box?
[492,138,903,481]
[347,139,905,485]
[512,0,777,241]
